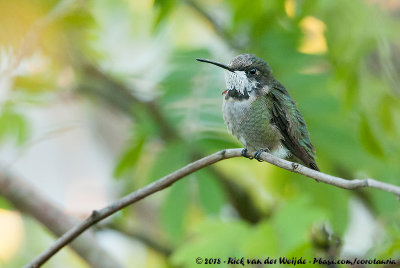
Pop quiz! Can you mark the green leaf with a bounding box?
[61,9,97,29]
[161,179,189,244]
[343,74,359,108]
[12,113,29,145]
[172,220,250,268]
[369,189,400,215]
[196,170,226,215]
[153,0,176,28]
[14,74,55,93]
[378,96,395,136]
[113,135,146,178]
[271,196,326,254]
[359,116,385,157]
[0,106,29,146]
[0,196,13,210]
[148,141,190,183]
[242,221,278,257]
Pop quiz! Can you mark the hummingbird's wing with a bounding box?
[268,82,319,171]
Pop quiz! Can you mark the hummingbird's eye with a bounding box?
[249,68,257,75]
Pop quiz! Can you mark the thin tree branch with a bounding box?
[0,171,122,268]
[6,0,262,224]
[2,3,262,265]
[78,64,264,223]
[26,148,400,267]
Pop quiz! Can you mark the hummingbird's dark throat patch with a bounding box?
[225,88,250,100]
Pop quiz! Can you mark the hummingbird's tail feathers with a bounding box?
[288,155,319,172]
[309,161,320,172]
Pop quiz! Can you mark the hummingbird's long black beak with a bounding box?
[196,58,234,72]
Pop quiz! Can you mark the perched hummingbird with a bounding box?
[196,54,319,171]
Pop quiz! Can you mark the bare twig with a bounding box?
[0,171,122,268]
[26,148,400,267]
[78,64,264,223]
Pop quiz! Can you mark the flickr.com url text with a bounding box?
[195,256,396,266]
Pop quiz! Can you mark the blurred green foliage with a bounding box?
[1,0,400,267]
[0,104,29,146]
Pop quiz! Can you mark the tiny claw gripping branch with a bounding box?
[291,162,299,170]
[254,149,264,162]
[241,148,253,160]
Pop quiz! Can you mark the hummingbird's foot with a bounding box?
[254,149,265,162]
[291,162,299,170]
[241,148,253,160]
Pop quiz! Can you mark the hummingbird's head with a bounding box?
[196,54,273,97]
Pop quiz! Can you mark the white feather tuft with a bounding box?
[224,70,258,94]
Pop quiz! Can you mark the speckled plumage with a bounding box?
[223,87,284,154]
[198,54,319,171]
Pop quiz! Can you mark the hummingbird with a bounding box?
[196,54,319,171]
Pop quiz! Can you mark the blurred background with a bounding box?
[0,0,400,267]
